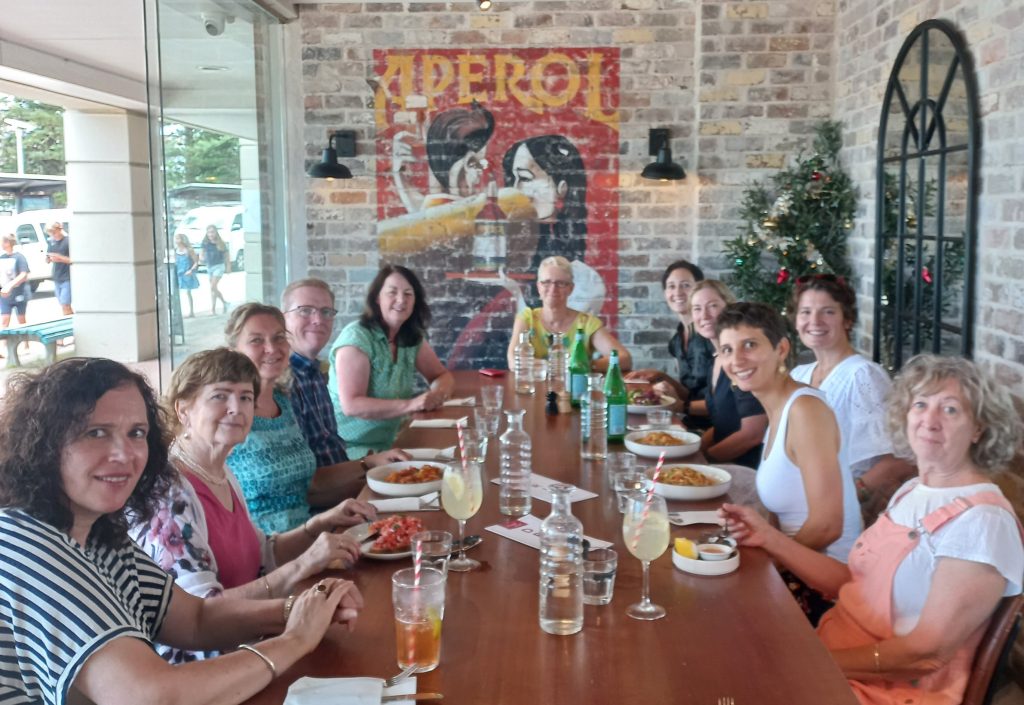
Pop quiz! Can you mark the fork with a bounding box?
[717,697,735,705]
[384,663,417,687]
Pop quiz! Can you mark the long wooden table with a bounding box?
[245,371,859,705]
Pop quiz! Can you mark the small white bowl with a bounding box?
[365,461,446,497]
[673,548,740,576]
[697,543,734,561]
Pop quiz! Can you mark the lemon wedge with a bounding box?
[445,473,466,500]
[674,537,698,559]
[427,607,442,640]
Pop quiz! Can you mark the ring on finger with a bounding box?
[314,581,328,595]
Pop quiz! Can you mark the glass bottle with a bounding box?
[581,372,607,461]
[604,350,627,443]
[539,484,584,636]
[473,180,507,272]
[499,409,532,518]
[567,328,589,408]
[514,330,535,395]
[546,333,567,395]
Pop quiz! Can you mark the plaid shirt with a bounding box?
[289,351,349,467]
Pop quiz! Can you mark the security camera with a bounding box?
[201,12,233,36]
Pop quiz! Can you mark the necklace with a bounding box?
[170,441,229,487]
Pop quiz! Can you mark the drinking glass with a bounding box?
[392,566,446,672]
[480,384,504,413]
[614,470,649,513]
[411,530,453,577]
[605,451,637,484]
[459,427,487,464]
[442,460,484,572]
[473,407,501,437]
[647,409,672,429]
[622,490,670,620]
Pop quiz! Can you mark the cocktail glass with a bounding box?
[622,490,669,620]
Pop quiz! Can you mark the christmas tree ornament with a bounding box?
[776,268,790,284]
[811,171,822,181]
[905,212,917,229]
[762,216,778,230]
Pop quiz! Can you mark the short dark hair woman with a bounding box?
[0,358,362,705]
[328,264,455,458]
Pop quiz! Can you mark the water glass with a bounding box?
[605,451,637,483]
[614,470,649,513]
[533,358,549,383]
[473,407,501,437]
[480,384,504,413]
[459,428,487,464]
[582,547,618,606]
[411,530,453,577]
[392,567,446,672]
[647,409,672,429]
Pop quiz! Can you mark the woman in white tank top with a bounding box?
[715,303,863,620]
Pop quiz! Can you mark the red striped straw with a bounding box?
[631,451,666,551]
[413,539,423,587]
[456,421,469,474]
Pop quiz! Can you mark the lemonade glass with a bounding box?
[392,566,446,672]
[442,460,484,572]
[622,490,670,620]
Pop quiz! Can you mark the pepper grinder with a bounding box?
[545,390,559,415]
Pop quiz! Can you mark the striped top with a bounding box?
[0,509,173,705]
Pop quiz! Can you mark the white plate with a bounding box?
[366,461,446,497]
[648,464,732,500]
[626,394,676,415]
[343,522,413,561]
[403,447,456,461]
[624,429,701,459]
[672,547,740,576]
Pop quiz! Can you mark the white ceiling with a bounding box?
[0,0,269,138]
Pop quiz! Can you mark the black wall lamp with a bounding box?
[308,130,357,180]
[641,128,686,181]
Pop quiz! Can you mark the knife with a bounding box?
[380,694,443,702]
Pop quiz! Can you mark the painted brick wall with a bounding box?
[300,0,835,372]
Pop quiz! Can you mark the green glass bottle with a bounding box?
[568,328,589,408]
[604,350,627,442]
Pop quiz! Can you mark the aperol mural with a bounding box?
[373,48,620,370]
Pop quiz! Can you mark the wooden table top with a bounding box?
[244,370,858,705]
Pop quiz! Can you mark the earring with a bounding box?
[183,421,191,440]
[778,362,788,375]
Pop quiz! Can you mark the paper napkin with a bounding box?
[283,676,416,705]
[409,417,468,429]
[442,396,476,407]
[485,515,612,550]
[369,492,440,512]
[488,473,598,504]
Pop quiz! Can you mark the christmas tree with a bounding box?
[724,120,857,314]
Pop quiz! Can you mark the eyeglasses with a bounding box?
[285,306,338,320]
[538,280,572,289]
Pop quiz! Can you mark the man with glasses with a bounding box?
[282,278,408,502]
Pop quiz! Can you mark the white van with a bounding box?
[0,208,71,291]
[173,204,245,271]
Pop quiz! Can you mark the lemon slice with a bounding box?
[427,607,442,640]
[674,537,698,559]
[445,473,466,500]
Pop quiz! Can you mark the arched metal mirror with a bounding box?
[873,19,979,371]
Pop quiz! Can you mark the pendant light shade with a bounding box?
[308,131,355,180]
[640,128,686,181]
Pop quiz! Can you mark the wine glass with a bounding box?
[622,490,670,620]
[442,460,484,572]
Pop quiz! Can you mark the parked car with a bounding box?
[0,208,72,291]
[173,204,245,271]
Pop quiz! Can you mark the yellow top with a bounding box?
[516,308,603,359]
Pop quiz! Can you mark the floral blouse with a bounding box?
[130,469,277,663]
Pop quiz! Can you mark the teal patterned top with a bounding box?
[328,320,422,459]
[226,389,316,533]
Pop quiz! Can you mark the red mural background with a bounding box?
[373,48,620,369]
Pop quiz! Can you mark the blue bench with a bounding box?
[0,317,73,367]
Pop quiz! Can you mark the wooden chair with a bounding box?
[961,594,1023,705]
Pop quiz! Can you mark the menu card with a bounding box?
[488,473,598,503]
[486,514,612,550]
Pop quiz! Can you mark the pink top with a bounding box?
[184,474,262,590]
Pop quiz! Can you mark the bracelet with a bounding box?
[873,642,881,673]
[239,644,277,679]
[302,517,316,538]
[261,575,273,598]
[283,593,296,622]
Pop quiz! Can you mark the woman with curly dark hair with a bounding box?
[0,358,363,705]
[328,264,454,458]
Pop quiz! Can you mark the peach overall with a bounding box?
[817,489,1021,705]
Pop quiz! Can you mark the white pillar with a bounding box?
[239,138,263,302]
[63,109,157,362]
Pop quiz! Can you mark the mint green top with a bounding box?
[328,320,422,459]
[226,389,316,534]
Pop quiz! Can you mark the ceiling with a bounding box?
[0,0,276,138]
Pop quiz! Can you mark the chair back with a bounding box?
[961,593,1023,705]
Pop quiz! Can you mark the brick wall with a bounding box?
[300,0,836,372]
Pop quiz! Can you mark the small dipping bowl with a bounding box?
[697,543,734,561]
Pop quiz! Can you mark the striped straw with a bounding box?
[413,538,423,587]
[630,451,666,551]
[455,421,470,474]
